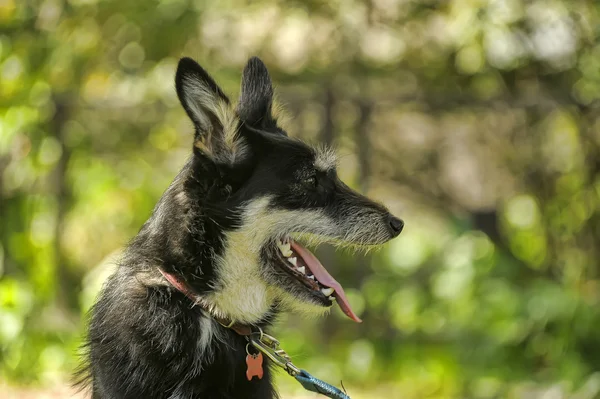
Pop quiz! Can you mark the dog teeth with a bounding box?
[296,266,305,274]
[278,241,292,257]
[307,275,315,280]
[287,257,297,267]
[328,295,335,301]
[321,287,334,296]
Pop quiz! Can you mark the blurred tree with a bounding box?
[1,0,599,397]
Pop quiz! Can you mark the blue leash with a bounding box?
[295,369,351,399]
[248,331,351,399]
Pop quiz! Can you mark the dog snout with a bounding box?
[386,215,404,237]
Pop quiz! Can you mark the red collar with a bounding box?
[158,268,253,336]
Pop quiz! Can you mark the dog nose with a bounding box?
[387,215,404,237]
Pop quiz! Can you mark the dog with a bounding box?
[78,56,403,398]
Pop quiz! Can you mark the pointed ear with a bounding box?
[237,57,278,130]
[176,57,230,132]
[176,57,245,163]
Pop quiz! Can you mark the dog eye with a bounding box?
[301,176,317,187]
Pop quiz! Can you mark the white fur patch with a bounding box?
[196,316,217,357]
[276,289,331,319]
[314,146,337,171]
[204,196,338,324]
[184,76,247,165]
[184,76,214,131]
[203,197,274,323]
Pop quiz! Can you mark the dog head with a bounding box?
[174,57,403,323]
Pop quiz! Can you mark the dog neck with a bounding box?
[157,267,254,336]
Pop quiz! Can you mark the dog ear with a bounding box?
[176,57,230,135]
[176,57,245,163]
[237,57,279,131]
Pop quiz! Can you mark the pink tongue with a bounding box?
[290,241,362,323]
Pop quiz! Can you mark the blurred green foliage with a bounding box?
[1,0,600,398]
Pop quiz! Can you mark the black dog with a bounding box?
[78,56,403,398]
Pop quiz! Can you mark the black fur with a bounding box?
[238,57,277,130]
[78,56,403,399]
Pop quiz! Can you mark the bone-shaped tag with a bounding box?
[245,352,264,380]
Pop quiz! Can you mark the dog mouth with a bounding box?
[272,237,362,323]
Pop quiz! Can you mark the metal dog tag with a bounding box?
[245,352,263,380]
